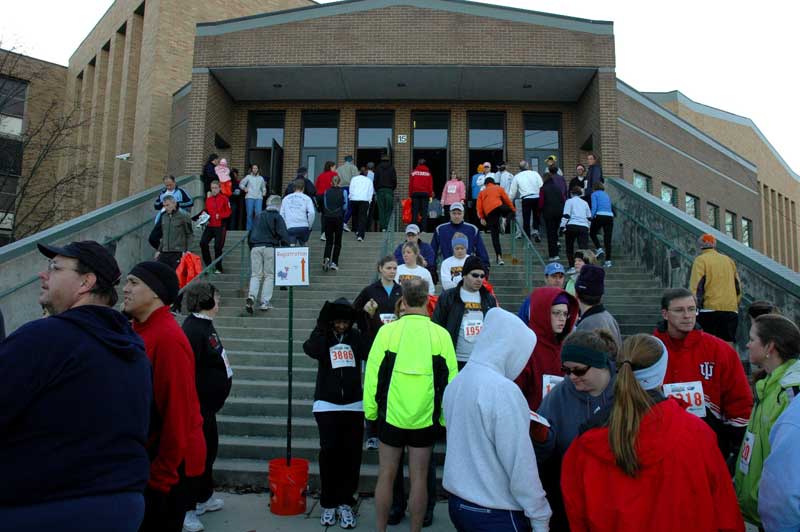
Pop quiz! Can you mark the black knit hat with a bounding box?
[462,255,485,277]
[575,265,605,298]
[129,261,180,305]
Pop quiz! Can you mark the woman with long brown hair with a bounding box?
[561,334,744,531]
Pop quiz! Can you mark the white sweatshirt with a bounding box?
[440,255,467,291]
[348,175,375,202]
[443,308,551,531]
[395,264,435,295]
[510,170,544,200]
[561,196,592,229]
[280,192,315,229]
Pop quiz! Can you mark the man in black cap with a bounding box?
[0,241,152,529]
[573,264,622,349]
[123,261,206,532]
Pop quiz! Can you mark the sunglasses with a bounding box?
[561,365,590,377]
[469,273,486,279]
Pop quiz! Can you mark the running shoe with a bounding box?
[338,505,357,529]
[320,507,337,526]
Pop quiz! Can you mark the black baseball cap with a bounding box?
[37,240,122,287]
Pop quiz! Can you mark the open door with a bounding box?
[386,136,393,163]
[270,139,284,195]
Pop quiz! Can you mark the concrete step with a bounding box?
[231,365,317,381]
[229,379,316,400]
[221,396,314,418]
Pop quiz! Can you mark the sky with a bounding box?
[2,0,797,172]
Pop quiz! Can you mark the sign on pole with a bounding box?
[275,247,309,286]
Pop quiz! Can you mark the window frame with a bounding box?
[632,171,652,194]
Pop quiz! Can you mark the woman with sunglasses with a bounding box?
[531,329,618,531]
[561,334,743,531]
[515,286,579,411]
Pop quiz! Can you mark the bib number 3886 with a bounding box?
[329,343,355,369]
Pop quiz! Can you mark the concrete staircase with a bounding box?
[195,227,662,492]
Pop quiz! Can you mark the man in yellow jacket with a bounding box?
[364,277,458,532]
[689,233,742,344]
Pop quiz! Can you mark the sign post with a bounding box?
[275,247,310,465]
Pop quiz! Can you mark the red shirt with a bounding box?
[409,165,433,197]
[133,306,206,492]
[562,399,744,532]
[205,194,231,228]
[315,170,337,196]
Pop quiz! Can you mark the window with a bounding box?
[248,112,284,148]
[524,113,561,176]
[725,211,737,239]
[741,217,753,247]
[707,203,720,229]
[685,193,700,219]
[633,171,652,194]
[412,111,449,148]
[661,182,677,207]
[357,111,393,148]
[301,111,338,148]
[468,112,504,150]
[0,76,27,119]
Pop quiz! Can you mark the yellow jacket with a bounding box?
[363,314,457,429]
[689,249,741,312]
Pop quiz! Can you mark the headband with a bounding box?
[625,338,669,391]
[561,344,609,369]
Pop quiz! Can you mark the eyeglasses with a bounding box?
[551,310,569,318]
[46,260,79,274]
[667,307,698,315]
[469,273,485,279]
[561,365,591,377]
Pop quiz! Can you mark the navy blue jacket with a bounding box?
[0,306,152,505]
[430,221,490,270]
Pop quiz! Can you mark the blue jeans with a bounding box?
[245,198,263,231]
[0,492,145,532]
[288,227,311,245]
[448,494,532,532]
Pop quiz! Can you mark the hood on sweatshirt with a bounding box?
[318,297,358,328]
[471,307,537,380]
[529,287,578,348]
[53,305,145,361]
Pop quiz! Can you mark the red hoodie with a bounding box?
[315,170,337,196]
[515,287,578,410]
[133,306,206,493]
[409,165,433,197]
[562,399,744,532]
[205,193,231,228]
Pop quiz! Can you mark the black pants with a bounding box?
[139,465,191,532]
[543,215,561,258]
[190,410,219,505]
[565,225,589,266]
[590,215,613,261]
[697,311,739,343]
[411,193,429,229]
[351,200,370,238]
[314,411,363,508]
[486,204,513,256]
[148,224,163,250]
[157,251,182,270]
[521,198,540,236]
[323,217,344,264]
[391,446,437,515]
[200,226,226,271]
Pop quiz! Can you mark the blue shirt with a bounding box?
[591,190,613,218]
[470,173,483,200]
[759,395,800,531]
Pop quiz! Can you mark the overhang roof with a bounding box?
[196,0,613,37]
[201,64,599,102]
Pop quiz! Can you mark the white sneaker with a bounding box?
[323,258,330,272]
[604,260,612,268]
[548,256,560,261]
[338,505,357,529]
[320,234,326,241]
[357,236,363,242]
[515,233,522,240]
[183,510,205,532]
[596,247,605,259]
[343,224,352,232]
[320,507,337,526]
[196,495,224,515]
[329,262,339,271]
[496,255,505,266]
[259,302,274,311]
[366,437,379,450]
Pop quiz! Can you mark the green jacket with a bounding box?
[363,314,457,430]
[734,359,800,525]
[159,210,193,253]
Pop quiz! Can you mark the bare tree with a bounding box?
[0,45,95,243]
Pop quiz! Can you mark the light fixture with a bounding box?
[273,83,283,88]
[522,83,532,89]
[396,82,407,88]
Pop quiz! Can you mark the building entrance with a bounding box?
[413,148,447,231]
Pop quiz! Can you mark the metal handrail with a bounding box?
[0,195,204,302]
[177,231,249,296]
[378,197,399,279]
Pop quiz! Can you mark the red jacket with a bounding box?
[205,193,231,228]
[653,325,752,430]
[409,165,433,197]
[562,399,744,532]
[133,306,207,493]
[515,287,578,410]
[315,170,337,196]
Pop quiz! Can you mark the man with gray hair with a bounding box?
[247,195,290,313]
[510,159,544,242]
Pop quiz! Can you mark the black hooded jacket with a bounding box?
[303,298,367,405]
[0,305,152,505]
[182,314,233,414]
[374,161,398,190]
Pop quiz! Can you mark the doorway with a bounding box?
[356,148,385,172]
[412,149,447,231]
[469,149,504,180]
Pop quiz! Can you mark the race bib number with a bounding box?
[463,320,483,340]
[329,343,355,369]
[379,313,397,325]
[220,349,233,378]
[663,381,706,417]
[447,185,457,194]
[542,374,564,399]
[529,410,551,428]
[739,431,756,475]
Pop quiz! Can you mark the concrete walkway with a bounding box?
[197,491,456,531]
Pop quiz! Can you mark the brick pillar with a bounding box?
[86,48,108,210]
[97,32,125,207]
[506,108,523,168]
[183,71,210,177]
[338,107,356,163]
[394,108,411,192]
[113,13,143,201]
[596,71,620,178]
[283,108,302,191]
[450,108,467,179]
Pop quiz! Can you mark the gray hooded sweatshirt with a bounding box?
[443,307,552,531]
